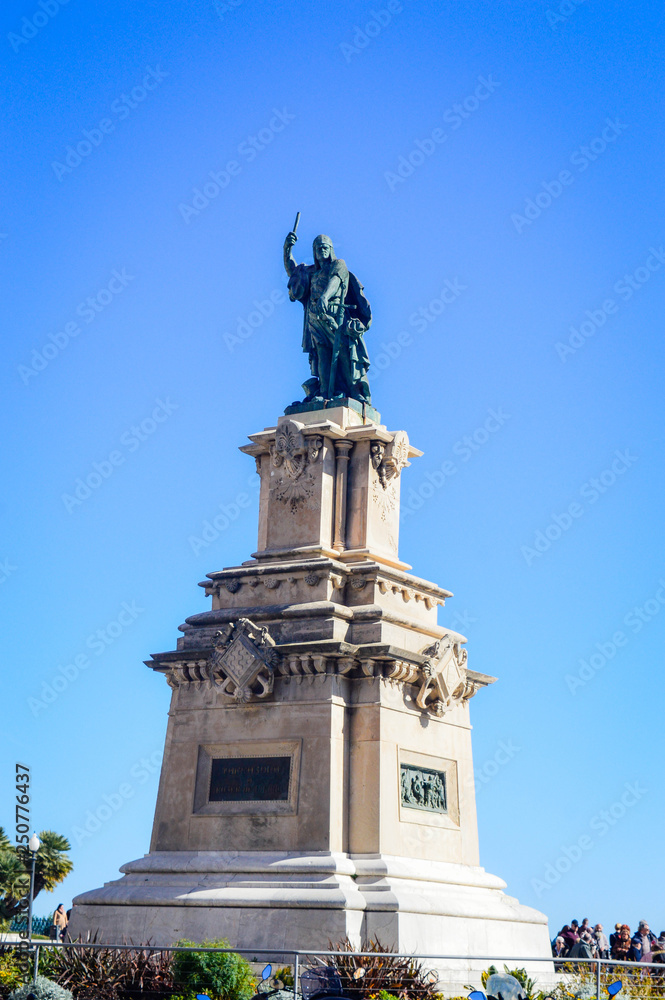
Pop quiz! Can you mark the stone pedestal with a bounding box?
[70,404,552,986]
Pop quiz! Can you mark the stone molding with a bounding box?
[200,560,451,608]
[73,849,550,926]
[156,622,493,714]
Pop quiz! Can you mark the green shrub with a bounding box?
[548,962,665,1000]
[171,940,255,1000]
[8,974,73,1000]
[0,949,24,993]
[273,967,294,989]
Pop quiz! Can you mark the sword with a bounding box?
[327,302,358,399]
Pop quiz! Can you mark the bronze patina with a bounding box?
[283,226,372,405]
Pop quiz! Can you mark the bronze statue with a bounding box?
[283,224,372,405]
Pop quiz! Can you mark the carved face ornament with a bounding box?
[372,431,410,489]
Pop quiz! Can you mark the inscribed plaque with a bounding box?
[209,755,291,802]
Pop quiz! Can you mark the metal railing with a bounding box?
[1,940,664,1000]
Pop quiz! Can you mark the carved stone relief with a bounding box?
[372,477,397,521]
[400,763,447,813]
[416,634,473,717]
[270,419,322,513]
[208,618,279,702]
[371,430,411,489]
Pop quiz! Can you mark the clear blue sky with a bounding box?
[2,0,664,942]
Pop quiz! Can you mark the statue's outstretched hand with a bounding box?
[284,231,298,250]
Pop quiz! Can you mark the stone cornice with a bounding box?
[199,558,452,605]
[146,622,496,717]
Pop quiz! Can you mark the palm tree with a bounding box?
[0,827,73,920]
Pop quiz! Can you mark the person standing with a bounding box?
[613,925,632,962]
[631,921,657,961]
[570,929,595,960]
[610,923,622,955]
[560,925,579,954]
[594,924,610,959]
[552,935,567,957]
[53,904,67,942]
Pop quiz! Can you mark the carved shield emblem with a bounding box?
[416,634,470,716]
[209,618,278,701]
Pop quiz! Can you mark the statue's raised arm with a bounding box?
[283,230,298,278]
[284,231,372,407]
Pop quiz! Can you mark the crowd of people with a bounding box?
[552,919,665,962]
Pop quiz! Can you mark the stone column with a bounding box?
[333,440,353,551]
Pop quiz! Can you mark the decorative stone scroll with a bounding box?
[416,633,473,717]
[400,763,447,813]
[165,659,209,690]
[208,618,279,702]
[269,419,323,512]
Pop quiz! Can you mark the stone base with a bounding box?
[69,851,554,992]
[284,397,381,423]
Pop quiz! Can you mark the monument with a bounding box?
[69,226,552,984]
